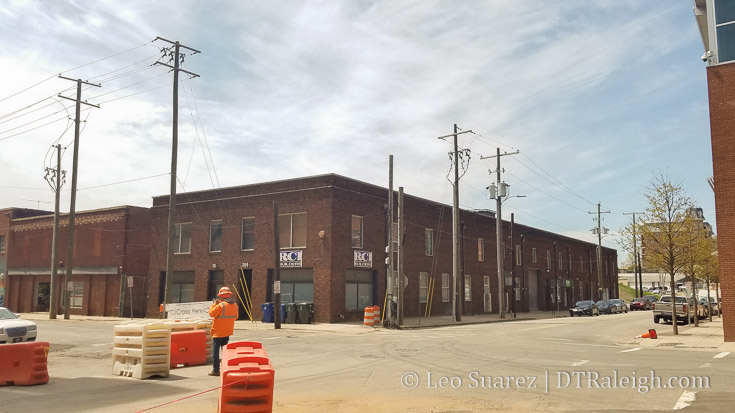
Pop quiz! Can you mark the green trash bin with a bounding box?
[297,302,314,324]
[285,303,298,324]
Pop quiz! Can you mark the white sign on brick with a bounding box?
[164,301,213,320]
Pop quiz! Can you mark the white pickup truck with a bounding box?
[652,295,705,325]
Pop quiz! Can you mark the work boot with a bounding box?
[208,370,220,376]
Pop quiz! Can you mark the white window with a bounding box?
[279,212,307,248]
[478,238,484,261]
[464,274,471,301]
[568,253,572,271]
[546,251,551,270]
[516,245,522,266]
[532,248,537,263]
[441,273,450,302]
[209,220,223,252]
[419,272,429,303]
[425,229,434,256]
[174,223,192,254]
[241,217,255,250]
[557,251,563,270]
[0,234,5,254]
[351,216,363,248]
[70,282,84,308]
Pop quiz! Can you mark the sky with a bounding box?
[0,1,715,266]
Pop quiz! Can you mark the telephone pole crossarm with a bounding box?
[153,61,200,78]
[480,150,520,160]
[437,130,472,140]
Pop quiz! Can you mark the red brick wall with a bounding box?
[708,63,735,342]
[5,207,149,316]
[146,174,617,322]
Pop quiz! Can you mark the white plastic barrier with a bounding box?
[112,322,171,379]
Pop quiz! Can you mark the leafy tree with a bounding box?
[681,214,713,327]
[638,172,694,335]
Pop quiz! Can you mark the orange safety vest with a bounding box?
[209,301,238,338]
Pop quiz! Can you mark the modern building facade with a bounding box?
[3,206,151,317]
[147,174,618,322]
[695,0,735,341]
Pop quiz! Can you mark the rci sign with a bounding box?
[280,250,303,267]
[354,251,373,268]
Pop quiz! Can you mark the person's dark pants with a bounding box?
[213,336,230,373]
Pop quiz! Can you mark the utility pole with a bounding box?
[436,126,472,322]
[554,242,558,314]
[387,155,394,327]
[589,203,610,300]
[481,148,519,318]
[154,37,200,311]
[510,213,515,318]
[58,76,100,320]
[397,187,404,326]
[623,212,643,298]
[44,144,65,319]
[273,201,281,330]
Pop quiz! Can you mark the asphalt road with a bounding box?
[2,311,732,412]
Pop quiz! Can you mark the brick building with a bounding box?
[147,174,617,322]
[695,0,735,341]
[1,208,51,307]
[3,206,150,317]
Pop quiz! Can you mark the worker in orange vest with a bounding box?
[208,286,239,376]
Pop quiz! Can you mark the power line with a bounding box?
[0,40,156,103]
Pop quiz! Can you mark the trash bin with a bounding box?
[297,302,314,324]
[285,303,298,323]
[261,302,274,323]
[277,303,286,323]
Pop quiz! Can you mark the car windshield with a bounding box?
[0,308,18,320]
[610,299,621,303]
[575,301,594,307]
[633,298,646,302]
[595,301,607,306]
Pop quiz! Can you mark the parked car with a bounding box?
[595,300,614,314]
[569,300,600,317]
[653,296,706,324]
[609,299,628,313]
[700,297,720,316]
[643,295,658,305]
[650,288,661,295]
[630,297,652,311]
[0,307,38,344]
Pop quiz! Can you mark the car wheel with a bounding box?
[654,315,661,324]
[570,313,574,317]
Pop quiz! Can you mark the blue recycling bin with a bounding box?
[261,302,274,323]
[278,303,286,323]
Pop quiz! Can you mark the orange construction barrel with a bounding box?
[363,306,374,327]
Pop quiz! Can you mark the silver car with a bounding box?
[0,307,38,344]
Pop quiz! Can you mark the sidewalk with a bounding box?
[636,316,735,352]
[395,309,558,329]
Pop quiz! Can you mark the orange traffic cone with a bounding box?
[634,329,657,339]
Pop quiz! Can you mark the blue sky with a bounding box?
[0,1,714,265]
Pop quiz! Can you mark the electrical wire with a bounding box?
[0,40,155,103]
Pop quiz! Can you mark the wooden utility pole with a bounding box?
[154,37,200,311]
[386,155,395,327]
[480,148,519,318]
[273,201,281,329]
[510,213,515,318]
[589,203,610,300]
[57,76,100,320]
[45,144,64,319]
[436,125,472,322]
[397,187,404,326]
[623,212,643,298]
